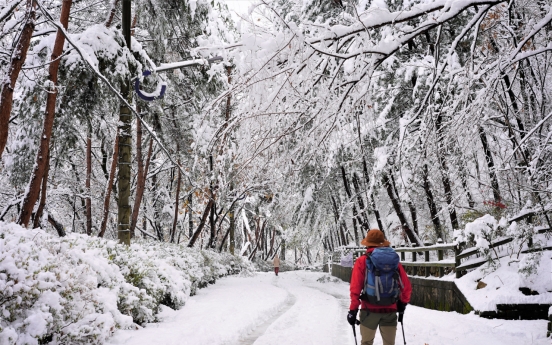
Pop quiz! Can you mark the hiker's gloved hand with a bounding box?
[347,310,358,326]
[397,300,407,313]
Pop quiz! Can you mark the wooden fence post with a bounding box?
[425,248,430,277]
[437,239,444,278]
[412,243,417,276]
[455,243,462,279]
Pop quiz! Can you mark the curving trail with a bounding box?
[107,271,549,345]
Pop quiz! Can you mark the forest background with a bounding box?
[1,0,551,265]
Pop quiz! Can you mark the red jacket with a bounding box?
[349,247,412,312]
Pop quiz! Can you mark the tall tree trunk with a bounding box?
[422,163,443,240]
[267,227,275,259]
[104,0,120,27]
[281,238,286,260]
[382,173,420,246]
[455,150,475,208]
[85,121,92,235]
[130,113,143,238]
[341,166,361,243]
[33,152,50,229]
[479,127,501,203]
[225,66,235,254]
[152,171,163,241]
[171,162,181,243]
[330,195,347,245]
[48,214,66,237]
[407,202,419,235]
[117,0,132,245]
[18,0,73,226]
[248,219,266,261]
[352,172,370,229]
[98,135,118,238]
[188,193,193,238]
[70,160,86,232]
[435,114,459,230]
[188,199,214,247]
[208,155,216,248]
[130,120,153,237]
[229,199,236,254]
[362,158,385,232]
[0,0,36,161]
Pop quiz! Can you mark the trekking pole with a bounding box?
[352,324,358,345]
[399,312,406,345]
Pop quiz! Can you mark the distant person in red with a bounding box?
[273,255,280,276]
[347,229,412,345]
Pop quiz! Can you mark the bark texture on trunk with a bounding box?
[407,202,418,235]
[435,114,459,230]
[330,195,347,245]
[0,0,36,161]
[117,0,132,245]
[104,0,120,27]
[33,152,50,229]
[229,200,235,254]
[208,155,216,248]
[188,193,193,238]
[48,214,66,237]
[341,166,360,243]
[98,135,118,238]
[117,102,132,244]
[352,172,370,229]
[479,126,501,203]
[188,199,214,247]
[362,159,385,232]
[18,0,73,227]
[422,164,443,240]
[381,173,420,246]
[171,165,181,243]
[86,123,92,235]
[130,120,153,237]
[130,114,143,238]
[248,219,266,261]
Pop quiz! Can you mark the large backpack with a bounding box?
[360,247,403,305]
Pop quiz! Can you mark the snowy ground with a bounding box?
[107,271,550,345]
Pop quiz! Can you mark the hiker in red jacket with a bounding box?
[347,229,412,345]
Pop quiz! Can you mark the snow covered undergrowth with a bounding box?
[0,222,253,345]
[453,214,552,312]
[455,250,552,312]
[108,271,550,345]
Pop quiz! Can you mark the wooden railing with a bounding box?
[330,230,551,280]
[394,240,458,278]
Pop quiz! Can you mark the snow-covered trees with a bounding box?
[0,0,551,263]
[217,0,552,251]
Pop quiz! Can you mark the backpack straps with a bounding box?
[365,253,383,302]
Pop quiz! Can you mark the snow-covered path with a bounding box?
[107,271,550,345]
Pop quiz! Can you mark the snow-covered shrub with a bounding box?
[0,222,253,344]
[518,251,543,277]
[0,223,134,345]
[505,220,538,259]
[454,214,506,269]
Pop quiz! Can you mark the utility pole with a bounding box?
[118,0,132,245]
